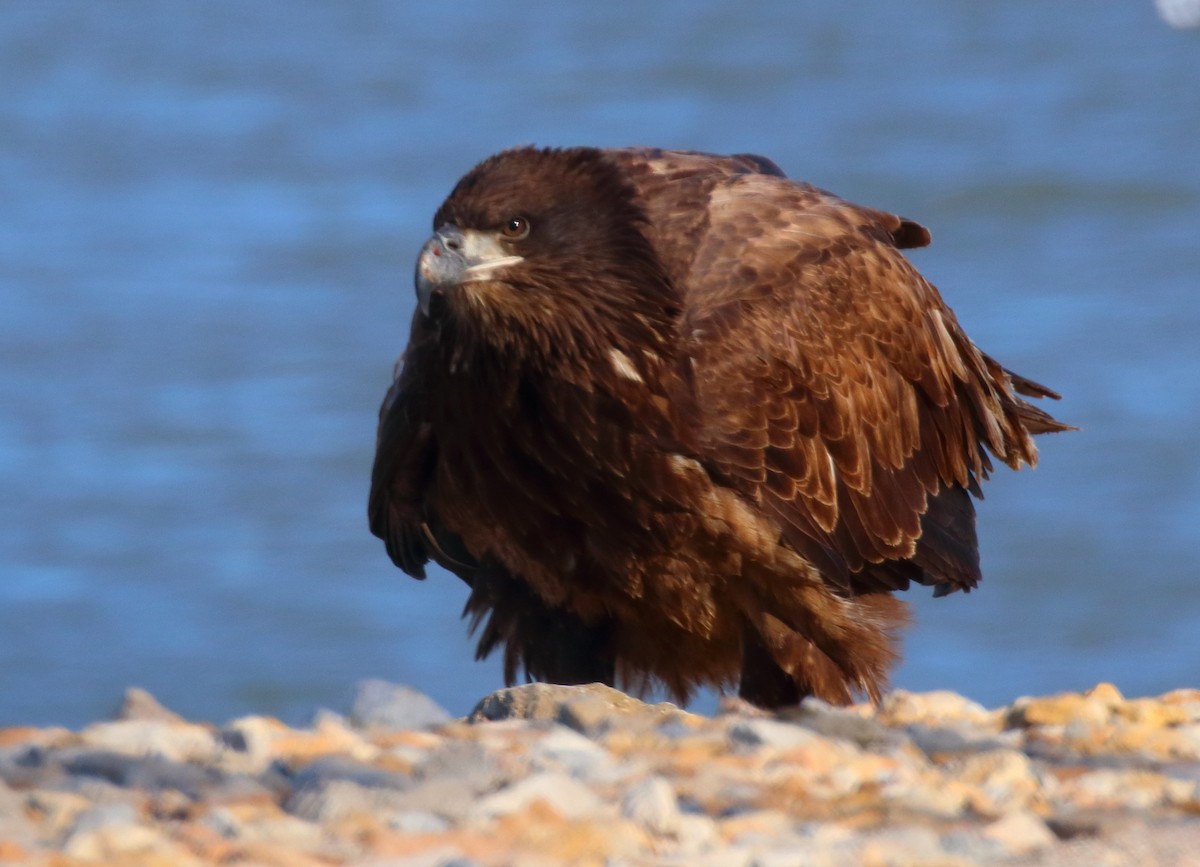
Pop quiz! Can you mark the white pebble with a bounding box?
[621,776,681,836]
[469,772,603,821]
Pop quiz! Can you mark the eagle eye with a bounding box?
[501,216,530,240]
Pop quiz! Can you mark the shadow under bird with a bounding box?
[369,146,1072,709]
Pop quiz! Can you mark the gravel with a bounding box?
[1,680,1198,865]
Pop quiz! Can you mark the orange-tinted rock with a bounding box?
[1006,691,1111,728]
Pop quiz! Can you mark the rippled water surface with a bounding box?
[2,2,1198,726]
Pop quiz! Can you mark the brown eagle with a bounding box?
[369,146,1070,709]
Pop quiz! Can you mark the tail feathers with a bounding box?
[1003,365,1076,435]
[1015,398,1076,435]
[1006,369,1061,401]
[738,581,909,707]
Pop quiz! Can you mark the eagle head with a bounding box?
[413,147,679,363]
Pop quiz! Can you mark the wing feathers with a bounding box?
[661,162,1067,595]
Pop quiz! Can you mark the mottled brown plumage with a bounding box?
[369,146,1071,708]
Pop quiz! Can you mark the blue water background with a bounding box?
[2,2,1198,726]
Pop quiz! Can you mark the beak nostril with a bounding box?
[434,225,466,254]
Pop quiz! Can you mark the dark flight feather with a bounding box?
[369,146,1071,708]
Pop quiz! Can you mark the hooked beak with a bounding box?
[414,225,524,317]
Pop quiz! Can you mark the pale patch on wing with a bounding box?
[667,454,779,552]
[669,453,702,476]
[633,151,691,177]
[816,449,839,532]
[929,309,969,380]
[707,176,846,243]
[609,348,644,383]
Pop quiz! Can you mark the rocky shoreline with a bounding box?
[2,682,1199,865]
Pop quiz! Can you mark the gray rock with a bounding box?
[882,689,995,727]
[217,715,289,773]
[940,826,1002,861]
[981,809,1057,855]
[1072,768,1164,810]
[349,680,452,731]
[284,778,363,822]
[59,749,142,787]
[307,707,351,730]
[952,748,1044,814]
[621,776,681,836]
[291,755,413,791]
[205,772,278,804]
[389,777,483,822]
[216,724,253,754]
[675,812,719,853]
[750,848,837,867]
[0,779,37,848]
[728,718,823,752]
[469,683,614,725]
[415,740,506,793]
[780,698,907,751]
[718,809,804,849]
[853,825,949,864]
[0,744,58,789]
[664,846,754,867]
[201,806,241,839]
[112,687,185,723]
[285,778,413,823]
[469,771,604,821]
[79,718,218,763]
[527,725,615,780]
[881,776,969,819]
[49,774,143,809]
[468,682,683,736]
[907,722,1011,758]
[121,755,219,797]
[368,847,476,867]
[387,809,452,834]
[63,820,169,860]
[67,802,141,836]
[53,747,218,797]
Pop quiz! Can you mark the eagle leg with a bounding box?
[737,624,809,709]
[465,564,617,687]
[530,616,617,686]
